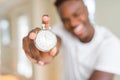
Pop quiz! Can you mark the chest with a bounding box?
[63,38,101,77]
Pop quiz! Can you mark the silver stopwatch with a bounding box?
[34,24,57,52]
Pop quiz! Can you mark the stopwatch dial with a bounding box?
[34,30,57,52]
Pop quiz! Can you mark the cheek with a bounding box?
[64,24,71,31]
[80,14,88,23]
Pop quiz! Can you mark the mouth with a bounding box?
[73,24,86,36]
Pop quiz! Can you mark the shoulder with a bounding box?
[94,25,120,75]
[96,25,120,50]
[94,25,120,46]
[95,25,120,55]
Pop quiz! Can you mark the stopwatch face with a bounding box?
[34,30,57,52]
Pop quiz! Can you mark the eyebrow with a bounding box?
[61,5,81,20]
[73,7,82,13]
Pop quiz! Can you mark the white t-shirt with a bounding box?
[52,23,120,80]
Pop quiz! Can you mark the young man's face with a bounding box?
[58,0,93,42]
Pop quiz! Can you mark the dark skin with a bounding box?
[23,0,114,80]
[58,0,94,43]
[23,16,61,65]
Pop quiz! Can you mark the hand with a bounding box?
[22,15,61,65]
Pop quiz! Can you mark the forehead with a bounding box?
[58,0,85,17]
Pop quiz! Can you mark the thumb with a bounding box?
[42,15,50,29]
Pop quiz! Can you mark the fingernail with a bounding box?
[29,32,37,40]
[38,61,44,66]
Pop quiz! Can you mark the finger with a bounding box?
[26,54,37,63]
[42,15,50,29]
[23,36,38,60]
[50,47,57,56]
[28,28,40,39]
[39,51,54,64]
[29,39,41,62]
[29,27,40,34]
[29,32,37,40]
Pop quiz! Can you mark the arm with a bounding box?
[89,70,114,80]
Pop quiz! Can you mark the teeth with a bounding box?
[74,24,84,35]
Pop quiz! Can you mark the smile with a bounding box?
[73,24,86,36]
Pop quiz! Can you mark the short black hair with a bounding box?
[54,0,83,7]
[54,0,67,7]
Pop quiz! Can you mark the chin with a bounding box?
[77,34,89,43]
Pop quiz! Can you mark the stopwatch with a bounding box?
[34,24,57,52]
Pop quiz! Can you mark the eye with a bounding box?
[73,13,80,18]
[62,18,69,23]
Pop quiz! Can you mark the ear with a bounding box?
[81,6,89,21]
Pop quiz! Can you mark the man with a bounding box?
[23,0,120,80]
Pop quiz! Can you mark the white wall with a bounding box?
[95,0,120,37]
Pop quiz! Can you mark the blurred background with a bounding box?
[0,0,120,80]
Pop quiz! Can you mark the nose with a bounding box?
[69,18,79,28]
